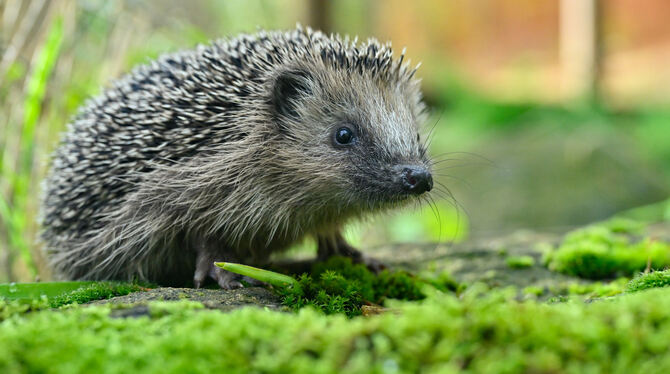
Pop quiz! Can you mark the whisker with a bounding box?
[428,194,442,243]
[432,161,494,170]
[433,174,473,189]
[434,181,471,225]
[424,109,444,150]
[430,151,496,165]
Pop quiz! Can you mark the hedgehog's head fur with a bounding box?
[233,28,433,238]
[268,64,429,205]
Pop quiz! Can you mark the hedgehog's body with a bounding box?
[41,27,432,288]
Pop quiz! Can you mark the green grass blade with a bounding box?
[5,16,64,278]
[21,17,63,160]
[215,262,297,287]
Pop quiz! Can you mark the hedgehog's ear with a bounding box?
[272,69,313,120]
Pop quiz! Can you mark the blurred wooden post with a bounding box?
[308,0,332,34]
[560,0,603,102]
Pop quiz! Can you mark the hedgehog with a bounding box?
[40,26,433,289]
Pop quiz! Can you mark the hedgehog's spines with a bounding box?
[40,26,427,284]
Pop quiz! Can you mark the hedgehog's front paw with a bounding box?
[194,250,244,289]
[361,256,387,274]
[200,263,244,290]
[317,231,388,274]
[348,252,388,274]
[194,261,244,289]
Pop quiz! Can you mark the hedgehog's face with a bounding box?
[270,65,432,211]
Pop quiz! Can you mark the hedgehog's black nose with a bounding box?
[395,165,433,195]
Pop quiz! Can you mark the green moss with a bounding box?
[546,220,670,279]
[522,285,544,297]
[4,287,670,372]
[420,271,465,293]
[48,282,147,308]
[626,270,670,293]
[554,278,627,299]
[505,255,535,269]
[279,257,437,317]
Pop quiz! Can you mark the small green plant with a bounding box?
[506,255,535,269]
[220,256,452,317]
[216,257,444,317]
[626,270,670,293]
[279,257,432,317]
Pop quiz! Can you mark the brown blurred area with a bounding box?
[3,1,670,105]
[375,0,670,105]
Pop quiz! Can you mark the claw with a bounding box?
[240,275,266,287]
[211,265,245,289]
[194,246,246,289]
[317,231,388,273]
[362,256,387,274]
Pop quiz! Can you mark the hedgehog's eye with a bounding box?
[334,127,355,146]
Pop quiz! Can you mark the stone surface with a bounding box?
[94,286,284,313]
[365,229,590,295]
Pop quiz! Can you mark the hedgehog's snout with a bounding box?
[393,165,433,195]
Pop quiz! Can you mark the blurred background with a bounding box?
[1,0,669,282]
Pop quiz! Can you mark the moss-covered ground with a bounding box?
[3,285,670,373]
[2,217,670,373]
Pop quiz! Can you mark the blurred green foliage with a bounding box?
[554,277,628,299]
[1,17,63,279]
[5,285,670,372]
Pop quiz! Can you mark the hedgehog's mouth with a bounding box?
[352,164,432,209]
[364,191,422,212]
